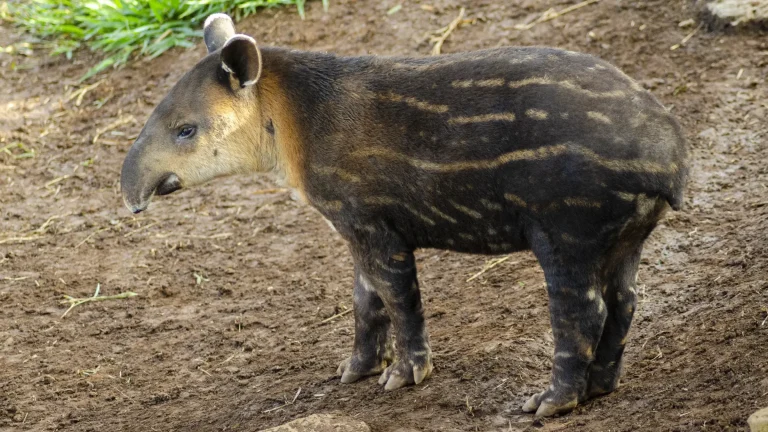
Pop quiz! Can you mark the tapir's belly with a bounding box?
[324,162,633,255]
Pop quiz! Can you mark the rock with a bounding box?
[259,414,370,432]
[749,407,768,432]
[701,0,768,32]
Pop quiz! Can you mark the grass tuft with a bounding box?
[6,0,329,81]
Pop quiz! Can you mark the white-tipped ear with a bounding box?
[220,35,263,88]
[203,13,235,53]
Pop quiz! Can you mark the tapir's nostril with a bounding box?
[156,173,182,196]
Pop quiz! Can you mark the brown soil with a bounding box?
[1,1,767,431]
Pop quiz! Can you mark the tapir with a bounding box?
[120,14,688,417]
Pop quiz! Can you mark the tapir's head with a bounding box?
[121,14,271,214]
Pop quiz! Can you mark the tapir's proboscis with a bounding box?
[120,14,688,417]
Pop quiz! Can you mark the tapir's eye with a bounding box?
[177,125,197,139]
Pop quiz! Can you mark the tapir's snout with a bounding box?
[120,141,182,214]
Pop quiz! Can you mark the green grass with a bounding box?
[6,0,329,81]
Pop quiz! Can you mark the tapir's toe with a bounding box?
[377,355,433,390]
[522,388,578,418]
[337,355,388,384]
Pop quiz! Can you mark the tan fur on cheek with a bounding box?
[177,130,262,187]
[175,94,271,187]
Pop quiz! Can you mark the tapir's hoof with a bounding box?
[337,355,388,384]
[377,355,433,390]
[586,383,615,399]
[522,388,579,418]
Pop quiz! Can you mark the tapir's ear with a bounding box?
[203,13,236,53]
[220,35,263,88]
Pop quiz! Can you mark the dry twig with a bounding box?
[60,284,138,318]
[0,235,42,245]
[42,175,70,189]
[262,387,302,413]
[93,115,135,144]
[670,22,703,50]
[65,80,104,107]
[466,256,517,282]
[186,233,232,240]
[0,214,67,244]
[319,308,352,324]
[33,214,66,234]
[75,227,110,248]
[429,7,472,56]
[515,0,600,30]
[123,222,158,238]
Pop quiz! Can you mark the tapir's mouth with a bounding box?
[156,173,182,196]
[123,173,182,214]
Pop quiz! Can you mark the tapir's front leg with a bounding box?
[337,266,394,383]
[339,231,433,390]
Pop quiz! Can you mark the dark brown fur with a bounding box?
[120,14,688,418]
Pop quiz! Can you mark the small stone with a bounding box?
[749,407,768,432]
[259,414,370,432]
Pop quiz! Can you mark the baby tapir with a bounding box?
[120,14,688,417]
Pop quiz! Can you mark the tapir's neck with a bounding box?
[256,47,346,202]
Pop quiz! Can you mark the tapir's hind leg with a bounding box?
[585,244,642,398]
[337,266,394,383]
[522,228,608,417]
[587,196,665,398]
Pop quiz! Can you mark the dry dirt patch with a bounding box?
[2,1,767,431]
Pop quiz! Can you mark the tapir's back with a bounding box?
[368,47,682,164]
[303,47,687,251]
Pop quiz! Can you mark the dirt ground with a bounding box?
[1,0,767,431]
